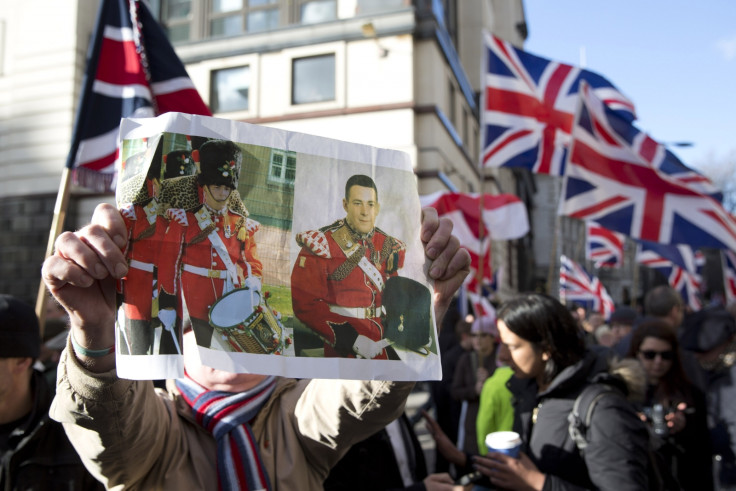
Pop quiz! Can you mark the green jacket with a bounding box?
[476,366,514,455]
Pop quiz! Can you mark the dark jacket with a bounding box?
[324,413,428,490]
[509,349,650,490]
[0,369,103,491]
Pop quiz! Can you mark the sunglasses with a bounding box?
[640,350,674,361]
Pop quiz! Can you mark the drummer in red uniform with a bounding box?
[158,140,263,350]
[291,174,405,359]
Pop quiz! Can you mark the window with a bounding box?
[292,54,335,105]
[162,0,192,42]
[448,79,457,127]
[356,0,406,15]
[300,0,337,24]
[268,150,296,184]
[211,66,250,113]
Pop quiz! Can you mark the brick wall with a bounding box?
[0,194,62,305]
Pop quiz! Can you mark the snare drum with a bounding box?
[209,287,283,354]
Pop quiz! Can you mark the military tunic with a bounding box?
[158,185,262,348]
[291,220,405,359]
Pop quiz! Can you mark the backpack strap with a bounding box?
[568,383,619,452]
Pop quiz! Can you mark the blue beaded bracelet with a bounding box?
[70,332,115,358]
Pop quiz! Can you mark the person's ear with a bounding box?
[343,198,348,213]
[542,352,551,362]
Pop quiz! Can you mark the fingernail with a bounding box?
[430,266,441,278]
[115,263,128,278]
[114,234,127,249]
[427,247,438,258]
[94,264,106,277]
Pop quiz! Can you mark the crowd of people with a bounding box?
[2,141,735,490]
[3,261,736,491]
[422,285,736,491]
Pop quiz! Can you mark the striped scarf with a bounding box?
[175,374,277,491]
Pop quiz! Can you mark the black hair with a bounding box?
[344,174,378,201]
[498,293,586,386]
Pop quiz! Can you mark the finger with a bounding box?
[420,207,439,243]
[91,203,129,249]
[42,253,94,291]
[73,223,128,280]
[424,215,453,261]
[427,232,459,279]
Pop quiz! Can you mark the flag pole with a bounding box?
[34,0,108,332]
[35,168,73,332]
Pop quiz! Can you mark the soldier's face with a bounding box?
[204,184,232,210]
[343,185,380,234]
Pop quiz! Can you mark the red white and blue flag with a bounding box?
[559,255,614,319]
[636,242,704,311]
[480,32,635,175]
[67,0,211,190]
[420,191,529,316]
[585,220,625,268]
[560,82,736,251]
[723,250,736,305]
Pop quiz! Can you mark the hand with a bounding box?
[41,203,128,371]
[666,402,688,434]
[353,335,385,359]
[420,207,471,324]
[423,472,462,491]
[242,274,262,294]
[422,409,467,467]
[473,452,546,491]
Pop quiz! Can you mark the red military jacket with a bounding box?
[119,197,167,321]
[158,194,262,323]
[291,219,405,357]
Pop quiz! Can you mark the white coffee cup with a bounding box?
[485,431,522,458]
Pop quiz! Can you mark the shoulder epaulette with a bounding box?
[120,203,136,221]
[296,229,331,258]
[165,208,189,226]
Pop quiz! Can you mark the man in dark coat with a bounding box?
[0,294,104,490]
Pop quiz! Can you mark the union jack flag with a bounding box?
[586,221,625,268]
[481,32,635,174]
[560,82,736,251]
[420,191,528,316]
[68,0,211,190]
[723,250,736,305]
[636,242,704,311]
[560,255,614,319]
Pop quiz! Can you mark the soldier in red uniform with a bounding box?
[158,140,263,350]
[118,147,195,355]
[291,174,405,359]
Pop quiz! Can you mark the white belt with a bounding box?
[183,264,228,279]
[129,259,154,273]
[329,304,384,320]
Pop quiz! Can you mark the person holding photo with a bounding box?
[291,174,407,360]
[41,202,469,490]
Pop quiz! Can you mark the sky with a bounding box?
[523,1,736,172]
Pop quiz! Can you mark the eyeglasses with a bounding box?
[471,333,493,338]
[640,350,674,361]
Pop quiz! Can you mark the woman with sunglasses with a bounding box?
[627,319,713,490]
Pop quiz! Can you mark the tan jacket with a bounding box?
[50,345,413,490]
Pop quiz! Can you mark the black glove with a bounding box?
[332,322,359,357]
